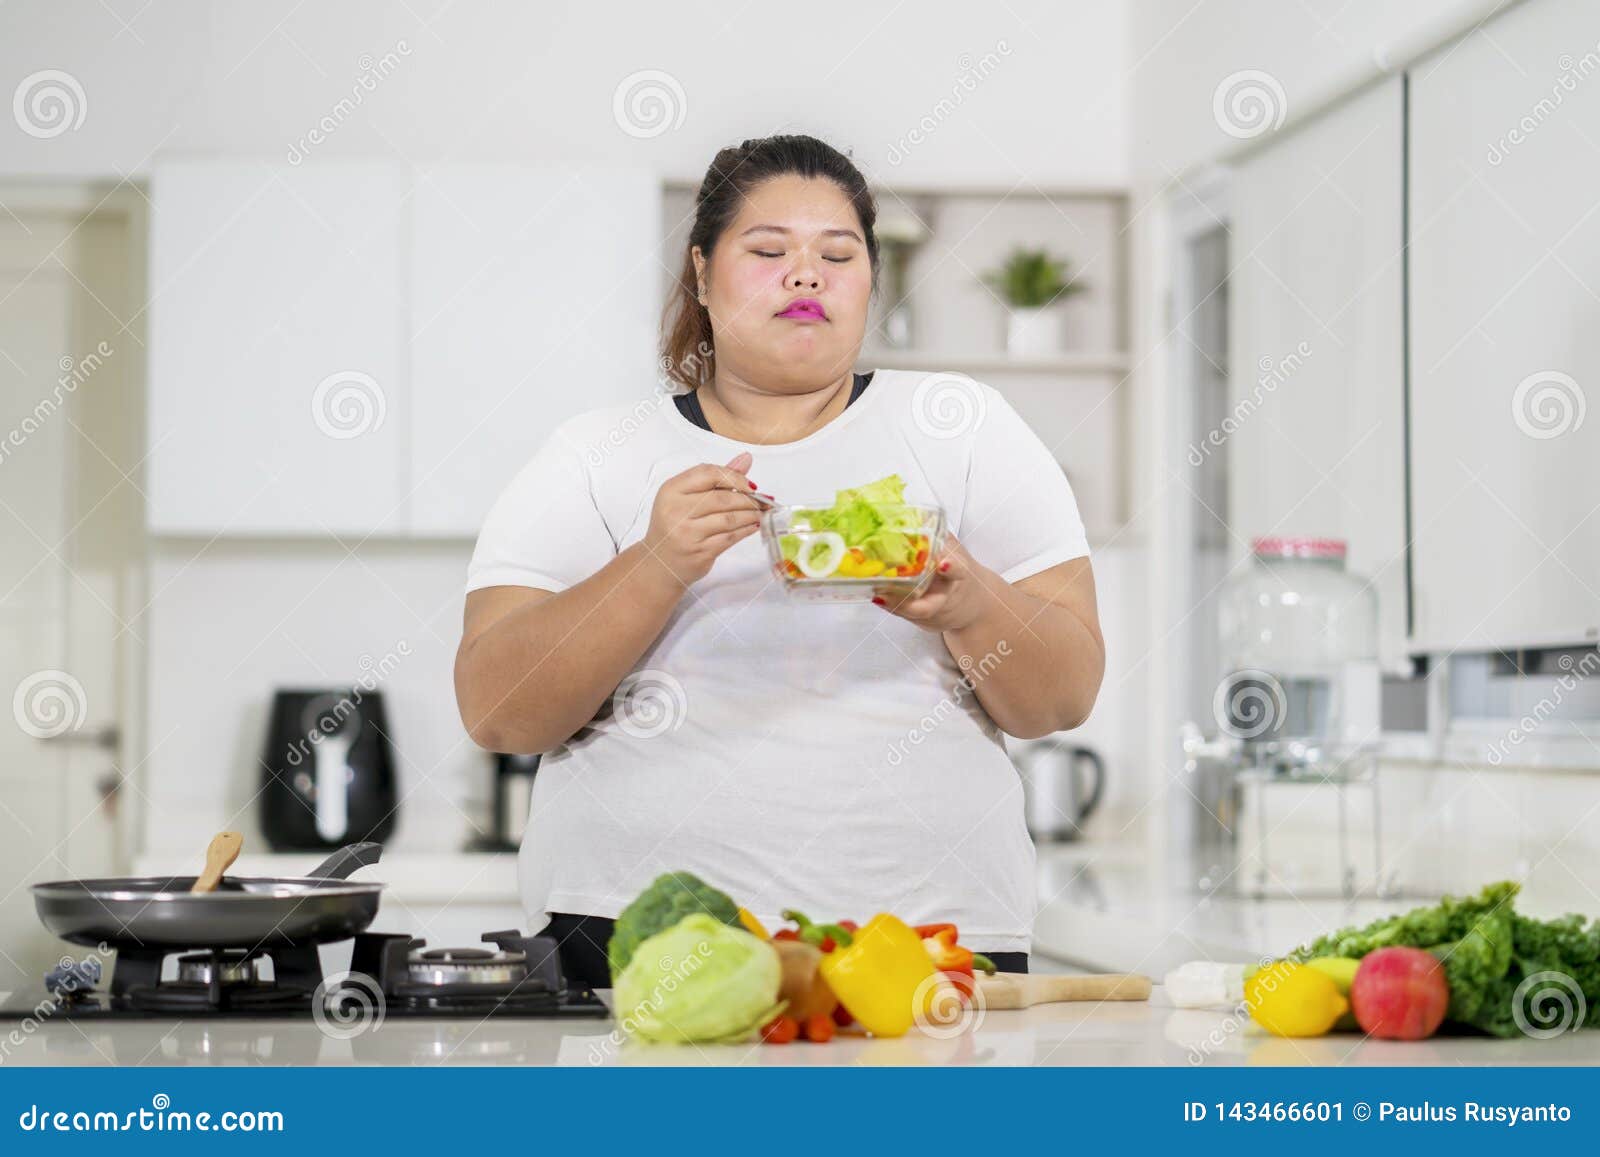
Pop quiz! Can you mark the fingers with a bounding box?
[702,521,762,551]
[684,488,766,518]
[688,507,764,536]
[875,587,944,622]
[676,460,758,498]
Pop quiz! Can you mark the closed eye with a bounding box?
[752,250,855,263]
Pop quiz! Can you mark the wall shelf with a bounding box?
[861,347,1131,376]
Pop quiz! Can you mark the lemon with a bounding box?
[1305,956,1362,1031]
[1244,961,1349,1038]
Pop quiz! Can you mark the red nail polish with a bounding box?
[871,597,885,606]
[938,560,951,573]
[748,480,757,489]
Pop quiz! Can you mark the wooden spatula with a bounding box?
[190,831,244,894]
[976,972,1151,1009]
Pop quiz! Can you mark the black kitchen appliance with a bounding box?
[471,752,540,853]
[261,687,399,851]
[0,929,607,1021]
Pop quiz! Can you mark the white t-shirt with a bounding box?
[465,367,1091,952]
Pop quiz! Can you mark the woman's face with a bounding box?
[693,174,873,390]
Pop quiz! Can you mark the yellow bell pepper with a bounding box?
[785,910,941,1038]
[736,907,769,939]
[835,549,885,579]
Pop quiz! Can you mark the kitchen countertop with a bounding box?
[5,986,1594,1066]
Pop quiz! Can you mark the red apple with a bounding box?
[1350,946,1450,1040]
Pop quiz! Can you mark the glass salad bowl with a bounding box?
[761,502,946,604]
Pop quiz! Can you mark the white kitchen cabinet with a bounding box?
[148,159,409,535]
[1226,78,1409,671]
[408,165,661,536]
[1407,0,1600,651]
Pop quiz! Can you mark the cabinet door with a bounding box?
[1227,78,1409,670]
[148,160,407,535]
[1408,0,1600,651]
[408,166,660,536]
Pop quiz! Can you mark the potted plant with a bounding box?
[982,247,1087,357]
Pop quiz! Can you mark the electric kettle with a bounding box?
[1013,739,1105,843]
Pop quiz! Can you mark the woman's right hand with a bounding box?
[641,451,763,588]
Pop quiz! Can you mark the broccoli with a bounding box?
[1292,881,1600,1037]
[606,871,742,980]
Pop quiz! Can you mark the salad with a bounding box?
[776,474,933,581]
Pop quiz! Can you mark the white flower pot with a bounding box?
[1004,306,1061,358]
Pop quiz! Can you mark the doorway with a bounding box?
[0,184,145,988]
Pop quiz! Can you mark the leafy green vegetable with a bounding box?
[1292,881,1600,1037]
[793,473,921,566]
[606,871,741,980]
[613,914,784,1044]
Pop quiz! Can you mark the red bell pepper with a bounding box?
[914,923,996,1003]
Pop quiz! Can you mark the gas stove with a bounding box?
[0,930,608,1021]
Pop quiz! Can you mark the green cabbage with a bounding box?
[612,914,784,1044]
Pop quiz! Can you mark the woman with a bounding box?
[455,134,1104,988]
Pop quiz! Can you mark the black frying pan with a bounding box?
[31,842,385,950]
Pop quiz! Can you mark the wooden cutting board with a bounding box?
[976,972,1151,1009]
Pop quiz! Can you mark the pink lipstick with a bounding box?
[776,297,827,321]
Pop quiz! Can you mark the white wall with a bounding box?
[2,0,1127,188]
[141,539,483,854]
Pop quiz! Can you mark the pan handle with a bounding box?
[306,842,383,881]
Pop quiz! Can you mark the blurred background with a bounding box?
[1,0,1597,985]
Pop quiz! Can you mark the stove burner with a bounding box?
[349,930,572,1010]
[116,944,323,1013]
[407,947,528,988]
[6,928,607,1021]
[176,951,261,987]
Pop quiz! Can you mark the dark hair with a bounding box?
[660,134,880,391]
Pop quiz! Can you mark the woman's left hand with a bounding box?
[870,533,997,632]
